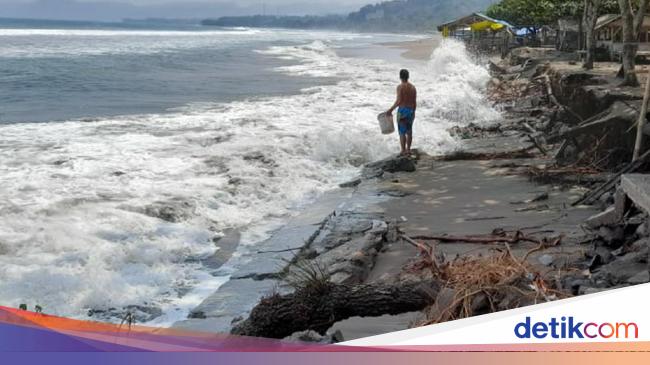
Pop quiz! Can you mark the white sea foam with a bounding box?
[0,33,499,324]
[0,27,371,58]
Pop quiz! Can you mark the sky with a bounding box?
[0,0,374,21]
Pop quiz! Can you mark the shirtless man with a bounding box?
[387,69,417,156]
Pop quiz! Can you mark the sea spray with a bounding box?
[423,39,501,126]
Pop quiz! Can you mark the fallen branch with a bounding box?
[435,148,536,161]
[410,231,542,245]
[527,134,548,155]
[257,247,303,254]
[231,280,439,338]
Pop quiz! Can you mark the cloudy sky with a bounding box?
[0,0,373,21]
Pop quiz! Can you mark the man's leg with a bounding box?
[406,131,413,153]
[399,134,407,155]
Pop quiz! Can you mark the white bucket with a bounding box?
[377,112,395,135]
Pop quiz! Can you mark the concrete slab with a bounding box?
[174,278,284,334]
[586,206,620,228]
[621,174,650,214]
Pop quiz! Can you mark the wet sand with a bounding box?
[380,37,441,61]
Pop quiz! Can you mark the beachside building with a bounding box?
[595,13,650,60]
[437,13,515,54]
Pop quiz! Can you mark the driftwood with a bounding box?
[554,139,570,160]
[521,122,537,134]
[435,148,536,161]
[527,134,548,155]
[231,280,439,339]
[573,149,650,206]
[409,231,543,245]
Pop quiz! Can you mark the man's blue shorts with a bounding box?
[397,107,415,136]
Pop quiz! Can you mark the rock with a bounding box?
[627,271,650,285]
[588,254,604,271]
[627,213,647,226]
[565,278,590,295]
[283,328,344,344]
[599,192,613,207]
[362,155,416,179]
[636,221,650,237]
[285,330,327,343]
[579,286,610,295]
[589,246,615,271]
[228,177,243,185]
[538,254,554,267]
[142,199,196,223]
[189,311,206,319]
[329,329,345,343]
[598,226,624,245]
[339,178,362,188]
[592,249,649,285]
[531,192,549,203]
[614,188,628,215]
[88,305,163,323]
[377,189,411,198]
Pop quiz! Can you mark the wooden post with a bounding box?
[634,69,650,161]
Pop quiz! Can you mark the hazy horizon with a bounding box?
[0,0,373,22]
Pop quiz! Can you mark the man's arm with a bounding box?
[387,85,401,115]
[413,87,417,113]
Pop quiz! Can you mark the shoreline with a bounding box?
[173,37,443,333]
[379,37,440,61]
[175,43,650,341]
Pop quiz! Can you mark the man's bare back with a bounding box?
[397,82,417,110]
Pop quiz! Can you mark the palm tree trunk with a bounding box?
[618,0,650,86]
[583,0,601,70]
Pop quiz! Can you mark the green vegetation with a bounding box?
[485,0,618,27]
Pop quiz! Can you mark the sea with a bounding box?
[0,19,500,325]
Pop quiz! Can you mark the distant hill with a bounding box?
[203,0,500,33]
[347,0,499,32]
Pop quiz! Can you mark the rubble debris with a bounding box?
[573,149,650,206]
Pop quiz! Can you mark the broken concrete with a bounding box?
[622,174,650,214]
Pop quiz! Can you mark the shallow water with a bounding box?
[0,24,500,325]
